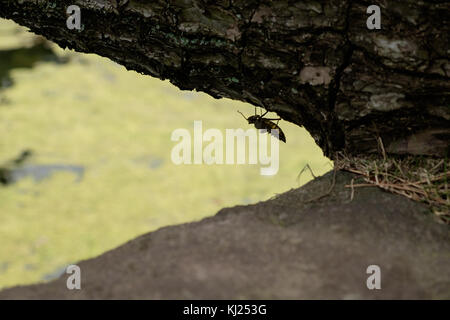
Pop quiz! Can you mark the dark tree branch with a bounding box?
[1,0,449,158]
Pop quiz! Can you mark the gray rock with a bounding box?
[1,171,449,299]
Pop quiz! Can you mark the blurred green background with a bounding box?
[0,19,331,289]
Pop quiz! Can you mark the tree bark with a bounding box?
[1,0,448,158]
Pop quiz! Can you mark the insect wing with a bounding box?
[262,120,286,143]
[270,126,286,143]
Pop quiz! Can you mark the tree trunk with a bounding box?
[1,0,448,158]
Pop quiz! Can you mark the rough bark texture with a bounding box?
[0,0,449,158]
[1,171,449,299]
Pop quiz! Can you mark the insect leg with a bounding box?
[237,110,247,120]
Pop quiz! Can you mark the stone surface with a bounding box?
[1,171,449,299]
[1,1,449,157]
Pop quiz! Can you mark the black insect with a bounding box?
[238,108,286,143]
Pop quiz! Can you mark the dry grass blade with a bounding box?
[336,152,449,224]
